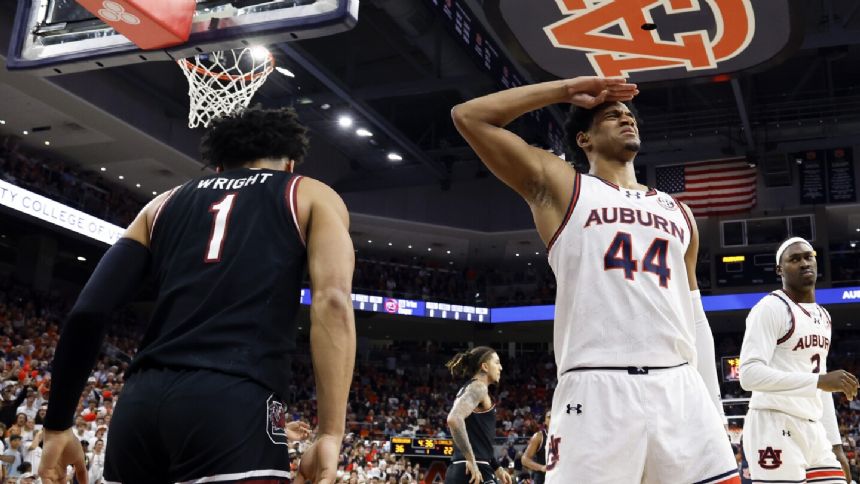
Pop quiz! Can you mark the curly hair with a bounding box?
[564,101,640,172]
[445,346,496,380]
[200,106,310,170]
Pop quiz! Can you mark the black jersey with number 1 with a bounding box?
[126,168,306,399]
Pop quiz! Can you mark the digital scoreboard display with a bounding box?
[390,437,455,458]
[721,356,741,382]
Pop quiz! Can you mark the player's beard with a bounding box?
[624,139,641,153]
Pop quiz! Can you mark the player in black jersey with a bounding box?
[521,412,550,484]
[39,107,356,484]
[444,347,512,484]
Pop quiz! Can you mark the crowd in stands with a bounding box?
[352,257,557,307]
[0,275,856,482]
[0,136,142,227]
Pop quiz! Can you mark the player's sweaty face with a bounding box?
[779,243,817,288]
[589,102,640,155]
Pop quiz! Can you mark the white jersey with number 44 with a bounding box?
[547,173,696,375]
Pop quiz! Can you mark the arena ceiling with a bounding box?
[1,0,860,260]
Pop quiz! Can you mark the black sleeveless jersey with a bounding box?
[127,168,306,398]
[452,380,497,463]
[534,429,547,467]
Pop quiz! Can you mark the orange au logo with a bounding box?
[487,0,801,82]
[545,0,752,77]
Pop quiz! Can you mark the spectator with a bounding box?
[1,435,23,478]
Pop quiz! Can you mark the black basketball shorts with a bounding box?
[103,368,295,484]
[445,461,498,484]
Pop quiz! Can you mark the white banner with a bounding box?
[0,179,124,245]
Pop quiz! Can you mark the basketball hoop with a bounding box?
[177,47,275,128]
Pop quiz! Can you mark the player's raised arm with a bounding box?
[298,178,356,484]
[450,77,637,204]
[680,202,725,419]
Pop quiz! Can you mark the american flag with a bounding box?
[655,159,757,216]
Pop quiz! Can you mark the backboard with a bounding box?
[7,0,359,76]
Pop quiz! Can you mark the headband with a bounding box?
[775,237,811,265]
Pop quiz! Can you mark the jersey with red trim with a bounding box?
[548,173,695,373]
[741,291,832,420]
[128,168,306,399]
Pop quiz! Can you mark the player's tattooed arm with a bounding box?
[446,380,488,462]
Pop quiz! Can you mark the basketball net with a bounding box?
[177,47,275,128]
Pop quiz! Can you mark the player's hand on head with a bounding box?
[285,420,312,441]
[495,466,514,484]
[817,370,859,399]
[39,429,87,484]
[566,76,639,108]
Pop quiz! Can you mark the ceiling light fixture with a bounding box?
[387,153,403,162]
[44,141,50,146]
[76,256,86,262]
[275,66,295,78]
[118,175,124,180]
[100,167,106,171]
[249,46,270,62]
[337,116,353,128]
[356,128,373,137]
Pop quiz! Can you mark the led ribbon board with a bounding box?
[0,179,124,245]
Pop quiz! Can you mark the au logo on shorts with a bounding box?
[266,394,289,445]
[485,0,802,82]
[757,446,783,469]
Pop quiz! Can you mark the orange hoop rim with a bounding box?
[179,50,275,82]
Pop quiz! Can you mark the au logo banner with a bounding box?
[485,0,802,82]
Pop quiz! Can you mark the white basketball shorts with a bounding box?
[546,364,739,484]
[742,409,845,483]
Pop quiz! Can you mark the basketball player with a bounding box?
[739,237,858,483]
[521,413,549,484]
[452,77,738,483]
[444,347,512,484]
[38,107,356,484]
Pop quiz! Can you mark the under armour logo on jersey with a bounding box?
[782,430,791,437]
[566,403,582,415]
[98,0,141,25]
[757,447,783,469]
[625,190,642,199]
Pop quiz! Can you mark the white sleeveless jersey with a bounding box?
[547,173,696,375]
[746,291,832,420]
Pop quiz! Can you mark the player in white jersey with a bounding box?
[452,77,738,483]
[739,237,858,483]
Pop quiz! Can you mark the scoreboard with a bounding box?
[390,437,455,458]
[721,356,740,382]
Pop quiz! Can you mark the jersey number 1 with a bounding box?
[205,193,237,262]
[604,232,671,287]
